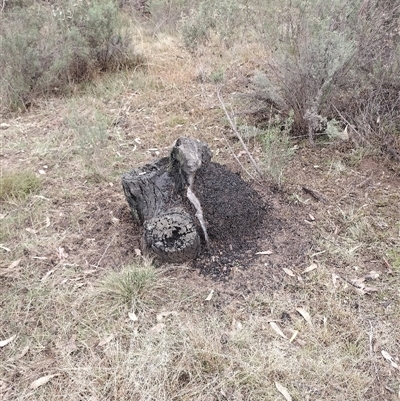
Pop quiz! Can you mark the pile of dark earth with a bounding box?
[190,162,276,279]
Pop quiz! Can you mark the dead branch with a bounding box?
[302,186,328,203]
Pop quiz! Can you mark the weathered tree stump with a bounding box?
[122,137,211,263]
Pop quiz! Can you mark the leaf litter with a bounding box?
[269,321,288,339]
[30,374,58,390]
[275,382,293,401]
[0,335,16,348]
[296,307,313,327]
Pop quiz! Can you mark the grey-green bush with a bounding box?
[0,0,137,111]
[253,0,400,146]
[180,0,245,51]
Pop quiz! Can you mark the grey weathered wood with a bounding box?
[122,137,211,263]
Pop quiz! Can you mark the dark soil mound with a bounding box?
[192,162,271,277]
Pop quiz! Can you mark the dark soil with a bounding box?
[193,162,272,278]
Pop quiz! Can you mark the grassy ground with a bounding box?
[1,28,400,401]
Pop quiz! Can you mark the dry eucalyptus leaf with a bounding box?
[269,322,288,339]
[156,311,177,322]
[205,289,214,301]
[25,228,38,234]
[381,350,400,370]
[30,374,58,390]
[302,263,318,274]
[0,380,9,392]
[41,270,54,282]
[275,382,292,401]
[229,319,243,336]
[282,268,295,277]
[0,335,16,348]
[255,250,273,255]
[0,260,23,276]
[364,286,379,293]
[128,312,138,322]
[365,271,380,280]
[149,323,165,334]
[381,350,392,361]
[289,330,299,343]
[8,259,21,269]
[98,334,114,347]
[15,345,30,360]
[57,247,68,260]
[65,336,78,355]
[0,244,11,252]
[296,307,313,327]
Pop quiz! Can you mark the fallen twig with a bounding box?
[302,186,328,203]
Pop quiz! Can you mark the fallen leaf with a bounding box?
[134,248,141,256]
[302,263,318,274]
[128,312,138,322]
[230,319,243,336]
[8,259,21,269]
[282,268,295,277]
[156,311,177,322]
[365,271,380,280]
[308,214,315,221]
[205,289,214,301]
[275,382,292,401]
[296,307,313,327]
[149,323,165,334]
[30,374,58,390]
[332,273,339,286]
[363,286,379,293]
[38,170,46,175]
[382,350,392,361]
[15,345,29,360]
[255,250,273,255]
[0,259,22,277]
[269,322,288,339]
[41,270,54,282]
[289,330,299,343]
[56,247,68,260]
[0,244,11,252]
[0,335,16,348]
[98,334,114,347]
[0,379,9,393]
[65,335,77,354]
[25,228,38,234]
[381,350,400,370]
[351,277,366,288]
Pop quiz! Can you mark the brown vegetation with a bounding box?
[1,2,399,400]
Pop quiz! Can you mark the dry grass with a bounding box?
[1,25,400,401]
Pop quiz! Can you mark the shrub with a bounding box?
[180,0,244,51]
[253,0,400,146]
[0,0,138,111]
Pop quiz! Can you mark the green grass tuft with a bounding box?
[0,171,41,201]
[101,259,158,305]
